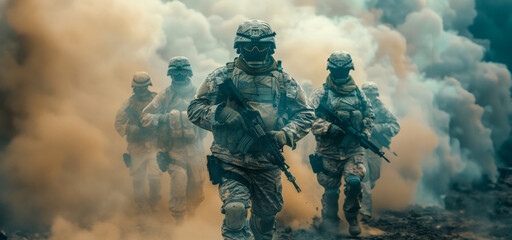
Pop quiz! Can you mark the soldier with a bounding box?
[308,51,374,236]
[187,20,314,240]
[114,72,161,213]
[360,82,400,221]
[141,57,206,222]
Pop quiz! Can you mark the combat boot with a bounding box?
[345,211,361,236]
[319,188,341,234]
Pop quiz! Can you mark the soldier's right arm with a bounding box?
[308,87,333,136]
[114,99,130,137]
[187,67,226,132]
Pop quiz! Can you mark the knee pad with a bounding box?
[251,214,275,233]
[346,175,361,197]
[224,202,247,231]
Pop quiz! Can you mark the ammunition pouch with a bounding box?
[122,153,131,168]
[168,110,196,139]
[206,155,251,189]
[309,154,323,174]
[309,154,342,178]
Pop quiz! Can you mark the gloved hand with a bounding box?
[270,130,288,148]
[362,129,371,140]
[217,106,245,128]
[126,125,140,135]
[158,113,170,124]
[373,124,383,133]
[327,124,344,136]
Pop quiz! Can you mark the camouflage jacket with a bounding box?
[114,91,157,152]
[309,84,375,160]
[369,98,399,148]
[141,83,205,150]
[187,63,315,169]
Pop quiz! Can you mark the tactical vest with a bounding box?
[320,85,367,149]
[225,61,287,131]
[218,61,286,153]
[321,84,366,132]
[126,92,157,143]
[159,86,199,149]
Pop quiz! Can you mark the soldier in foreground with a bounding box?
[360,82,400,221]
[114,72,161,213]
[187,20,314,240]
[141,57,205,222]
[309,51,374,236]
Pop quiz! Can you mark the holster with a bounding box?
[156,151,171,172]
[122,153,131,168]
[309,154,323,174]
[206,155,224,185]
[206,155,251,189]
[309,154,342,178]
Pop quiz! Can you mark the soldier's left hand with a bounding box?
[270,130,288,148]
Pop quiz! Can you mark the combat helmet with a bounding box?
[361,82,379,97]
[131,71,152,87]
[234,19,276,54]
[327,50,354,70]
[167,56,193,76]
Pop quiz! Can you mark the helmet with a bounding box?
[327,50,354,70]
[234,19,276,54]
[131,71,152,87]
[167,56,193,76]
[361,82,379,97]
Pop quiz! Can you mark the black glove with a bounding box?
[269,130,288,148]
[217,106,245,128]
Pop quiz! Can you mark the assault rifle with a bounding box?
[316,102,391,163]
[219,79,302,193]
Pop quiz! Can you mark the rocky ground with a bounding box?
[2,169,512,240]
[275,168,512,240]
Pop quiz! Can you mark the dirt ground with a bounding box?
[2,169,511,240]
[274,168,512,240]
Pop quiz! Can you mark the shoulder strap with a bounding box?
[321,83,329,106]
[276,60,287,113]
[226,60,235,81]
[354,86,367,112]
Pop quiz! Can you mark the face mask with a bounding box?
[240,43,271,65]
[169,70,191,86]
[133,86,149,96]
[330,68,351,80]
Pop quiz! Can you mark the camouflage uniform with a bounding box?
[309,51,374,236]
[141,57,205,220]
[188,20,314,240]
[114,72,161,211]
[360,82,400,218]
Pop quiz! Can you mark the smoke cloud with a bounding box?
[0,0,510,238]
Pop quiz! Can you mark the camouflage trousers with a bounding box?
[129,151,162,210]
[316,153,366,221]
[219,162,283,240]
[166,146,205,218]
[361,149,382,217]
